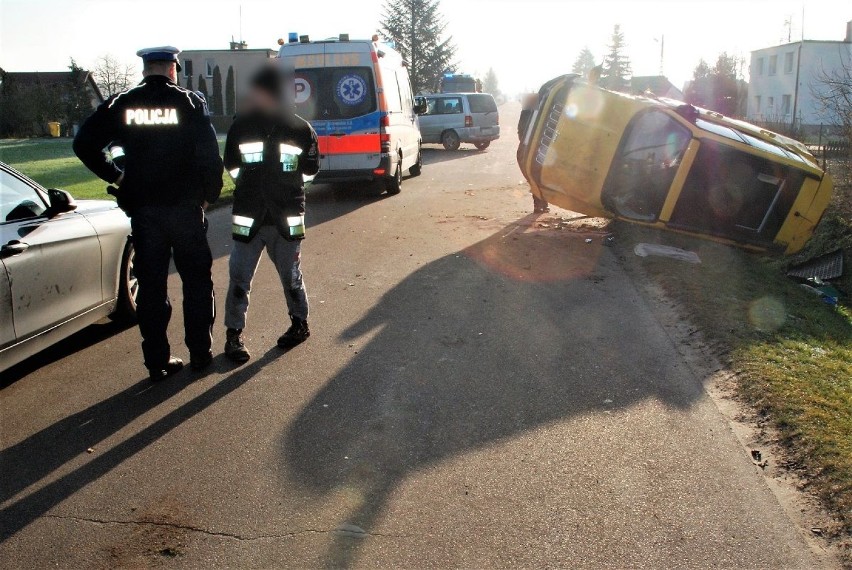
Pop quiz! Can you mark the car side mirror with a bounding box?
[414,98,428,115]
[46,188,77,217]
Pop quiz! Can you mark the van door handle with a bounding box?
[1,240,29,257]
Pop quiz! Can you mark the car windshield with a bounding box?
[603,110,692,221]
[294,67,377,121]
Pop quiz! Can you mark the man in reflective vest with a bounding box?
[222,64,320,363]
[73,46,223,381]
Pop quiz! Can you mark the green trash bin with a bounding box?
[48,122,61,137]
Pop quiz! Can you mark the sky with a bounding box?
[1,0,850,93]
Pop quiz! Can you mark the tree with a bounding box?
[210,65,223,116]
[483,68,499,95]
[811,55,852,162]
[601,25,632,92]
[225,66,236,116]
[685,52,747,117]
[379,0,457,94]
[197,74,208,99]
[572,47,596,77]
[185,75,194,91]
[92,54,136,97]
[66,58,94,129]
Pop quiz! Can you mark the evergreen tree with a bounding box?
[572,47,596,77]
[601,25,632,92]
[225,66,236,116]
[66,58,94,128]
[197,74,208,99]
[210,66,224,116]
[483,68,499,95]
[685,52,746,117]
[379,0,456,94]
[185,75,194,91]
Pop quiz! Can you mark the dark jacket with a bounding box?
[73,75,223,209]
[223,110,319,241]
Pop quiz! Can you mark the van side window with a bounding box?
[397,71,414,112]
[429,97,463,115]
[386,71,403,113]
[669,140,802,245]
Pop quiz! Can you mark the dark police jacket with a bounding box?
[73,75,223,209]
[223,110,319,242]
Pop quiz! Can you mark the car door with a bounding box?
[0,168,102,341]
[395,70,420,167]
[0,259,13,350]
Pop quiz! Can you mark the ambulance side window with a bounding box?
[397,71,414,113]
[385,70,403,113]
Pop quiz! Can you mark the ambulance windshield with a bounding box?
[294,67,377,121]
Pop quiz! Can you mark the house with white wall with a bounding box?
[747,20,851,130]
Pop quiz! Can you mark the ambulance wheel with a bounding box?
[409,147,423,177]
[474,141,491,151]
[385,161,403,195]
[441,130,461,151]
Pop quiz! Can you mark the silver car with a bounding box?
[0,162,137,372]
[417,93,500,150]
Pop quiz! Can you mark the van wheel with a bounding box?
[385,160,402,195]
[474,141,491,150]
[441,130,461,151]
[112,241,138,323]
[409,147,423,177]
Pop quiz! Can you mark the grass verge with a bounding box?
[622,181,852,541]
[0,137,235,204]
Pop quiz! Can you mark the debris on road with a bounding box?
[634,243,701,264]
[786,249,844,281]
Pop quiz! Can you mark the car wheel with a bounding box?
[441,130,461,151]
[113,241,138,323]
[409,146,423,177]
[474,141,491,150]
[385,158,403,195]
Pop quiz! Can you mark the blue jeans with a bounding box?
[130,205,215,368]
[224,225,308,331]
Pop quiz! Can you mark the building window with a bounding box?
[183,59,193,78]
[754,95,761,114]
[205,59,215,78]
[767,96,775,113]
[756,57,764,76]
[784,52,794,74]
[768,55,777,76]
[782,94,792,116]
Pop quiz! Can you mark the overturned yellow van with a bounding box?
[518,75,834,254]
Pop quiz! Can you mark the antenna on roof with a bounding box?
[239,4,243,44]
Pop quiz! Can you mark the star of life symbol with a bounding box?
[336,74,366,106]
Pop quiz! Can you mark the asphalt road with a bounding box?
[0,104,829,569]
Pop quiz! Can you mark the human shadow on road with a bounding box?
[0,349,282,542]
[281,217,704,567]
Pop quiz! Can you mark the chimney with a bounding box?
[846,20,852,42]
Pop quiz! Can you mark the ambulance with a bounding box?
[278,33,425,194]
[518,74,835,254]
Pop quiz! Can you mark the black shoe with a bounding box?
[190,350,213,371]
[225,328,250,363]
[148,357,184,382]
[277,319,310,349]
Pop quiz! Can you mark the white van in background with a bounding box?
[278,33,425,194]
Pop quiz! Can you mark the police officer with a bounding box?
[221,64,319,363]
[73,46,223,381]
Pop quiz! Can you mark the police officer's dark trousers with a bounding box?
[130,204,215,368]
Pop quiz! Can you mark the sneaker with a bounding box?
[148,357,184,382]
[224,328,250,363]
[277,318,310,349]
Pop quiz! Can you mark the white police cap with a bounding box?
[136,46,182,71]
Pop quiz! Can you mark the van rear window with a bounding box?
[294,67,377,121]
[468,94,498,114]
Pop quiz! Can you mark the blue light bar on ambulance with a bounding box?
[288,32,298,43]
